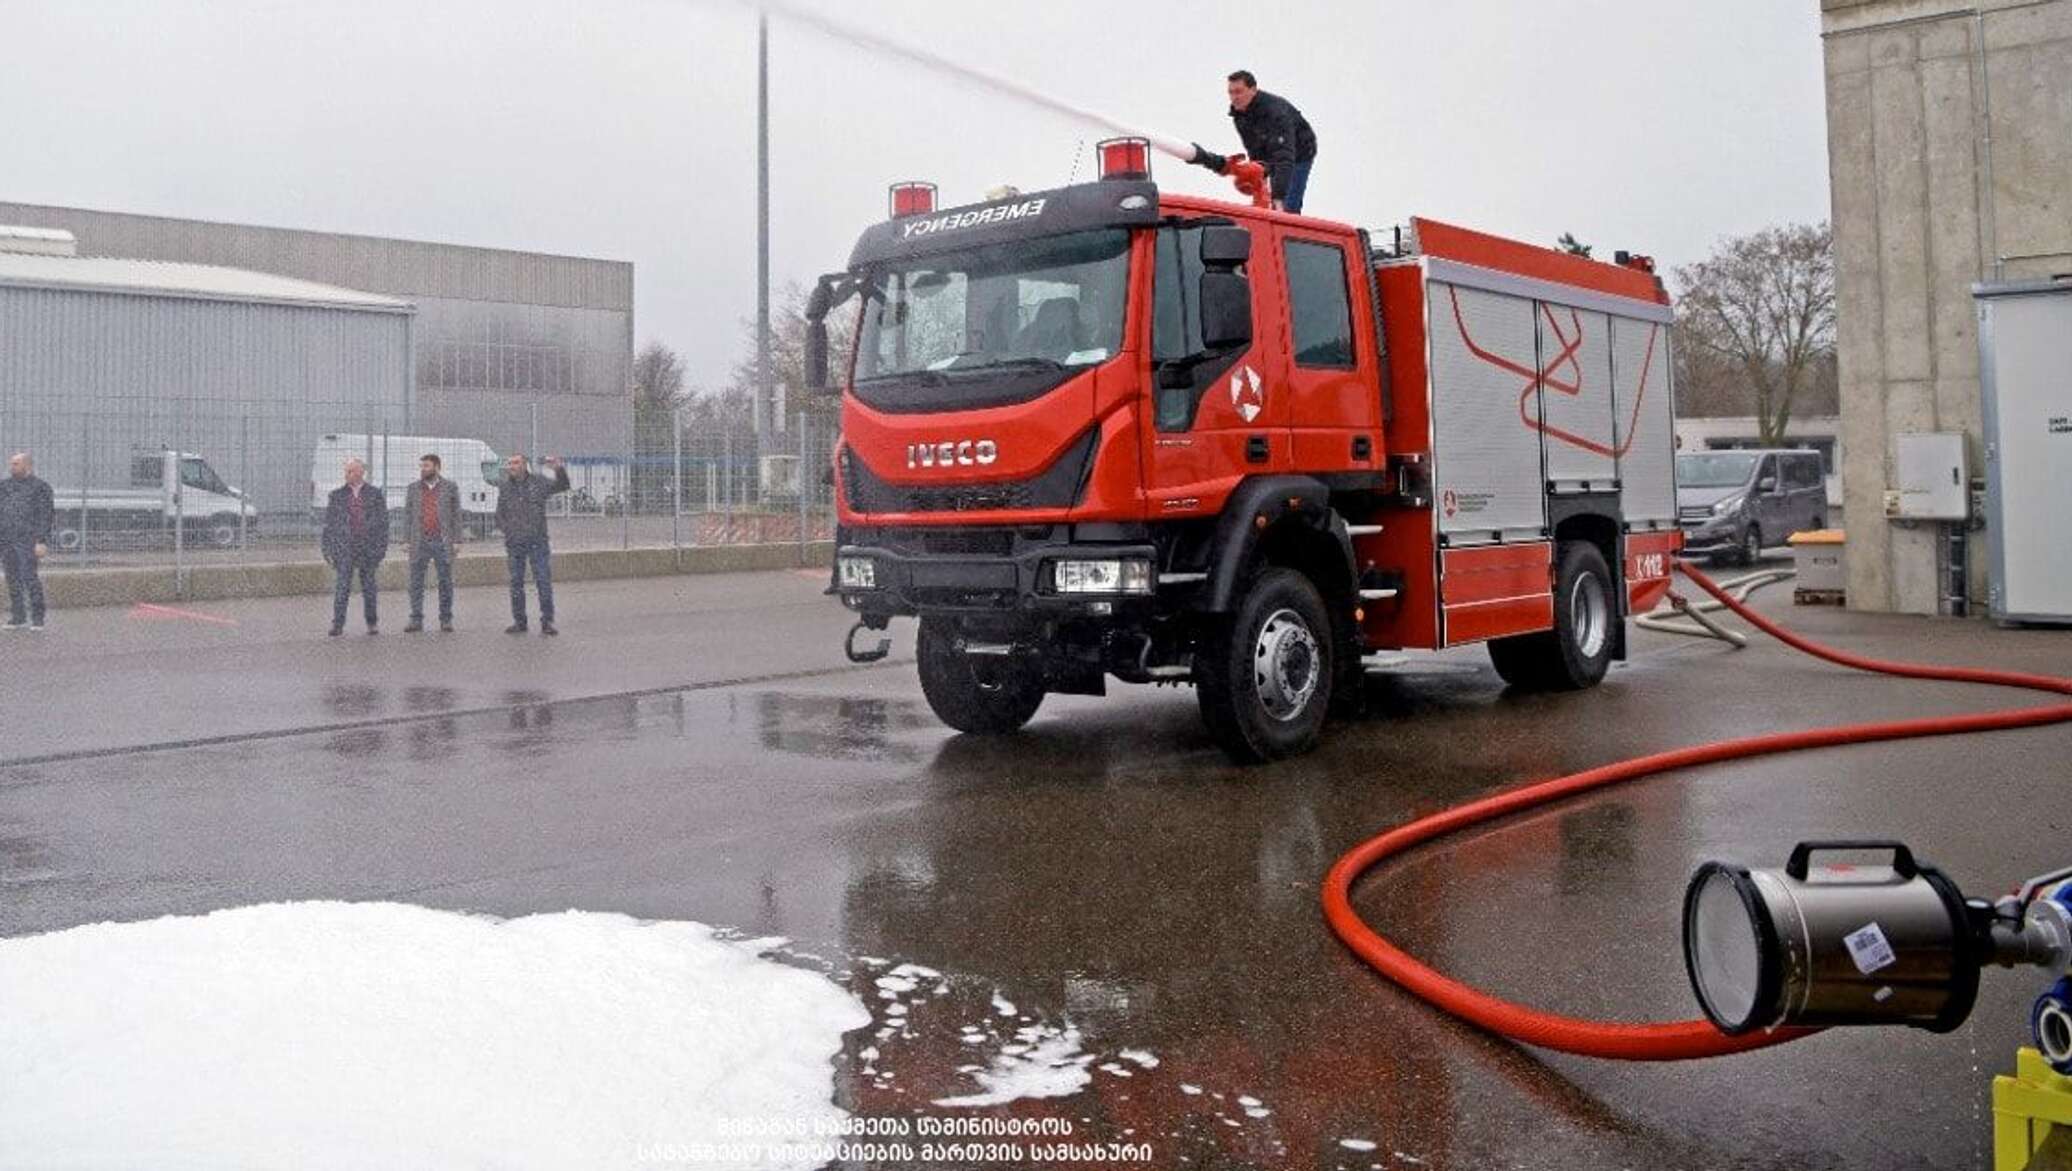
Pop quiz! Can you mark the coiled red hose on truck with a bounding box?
[1321,561,2072,1061]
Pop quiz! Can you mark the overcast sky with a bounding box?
[2,0,1832,390]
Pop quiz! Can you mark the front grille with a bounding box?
[916,529,1015,557]
[1678,506,1711,522]
[843,429,1099,515]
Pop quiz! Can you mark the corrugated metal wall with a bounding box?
[0,202,634,460]
[0,284,411,513]
[0,203,631,311]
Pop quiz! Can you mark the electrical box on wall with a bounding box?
[1885,432,1969,521]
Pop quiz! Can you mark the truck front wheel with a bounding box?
[1196,568,1335,763]
[1487,540,1615,691]
[915,618,1046,735]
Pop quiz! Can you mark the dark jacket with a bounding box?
[402,475,464,557]
[321,483,390,565]
[0,474,55,543]
[1230,90,1317,202]
[495,465,569,547]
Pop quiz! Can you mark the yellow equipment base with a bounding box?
[1997,1048,2072,1170]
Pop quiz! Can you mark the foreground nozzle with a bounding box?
[1683,841,1980,1034]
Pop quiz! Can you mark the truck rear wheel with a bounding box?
[915,617,1046,736]
[1487,541,1615,692]
[1196,568,1335,763]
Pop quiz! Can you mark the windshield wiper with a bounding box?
[855,369,949,386]
[950,356,1067,374]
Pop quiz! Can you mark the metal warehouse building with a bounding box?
[0,200,634,465]
[0,229,414,530]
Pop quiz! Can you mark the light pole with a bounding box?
[755,9,773,456]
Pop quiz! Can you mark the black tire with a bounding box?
[1738,524,1763,566]
[915,617,1045,735]
[1487,541,1617,692]
[1196,567,1335,763]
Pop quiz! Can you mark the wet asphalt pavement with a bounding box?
[3,559,2069,1170]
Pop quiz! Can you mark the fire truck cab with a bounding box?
[809,154,1681,762]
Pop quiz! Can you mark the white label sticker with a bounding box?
[1844,922,1898,975]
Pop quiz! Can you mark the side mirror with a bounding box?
[804,319,831,392]
[1200,224,1251,268]
[1757,476,1778,493]
[1200,271,1253,351]
[805,280,834,322]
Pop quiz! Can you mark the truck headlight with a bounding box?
[1053,557,1152,595]
[837,556,878,590]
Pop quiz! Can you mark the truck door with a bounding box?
[1275,227,1381,467]
[1141,218,1285,513]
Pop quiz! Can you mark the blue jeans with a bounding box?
[409,537,454,623]
[1281,158,1313,214]
[506,539,554,624]
[331,553,380,629]
[2,538,45,624]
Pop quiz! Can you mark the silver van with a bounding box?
[1676,449,1828,564]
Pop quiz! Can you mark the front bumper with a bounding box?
[1678,515,1742,555]
[830,524,1160,619]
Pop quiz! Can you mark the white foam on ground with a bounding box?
[933,1024,1094,1107]
[0,902,868,1170]
[1339,1137,1379,1152]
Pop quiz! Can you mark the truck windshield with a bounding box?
[1677,452,1761,489]
[180,457,231,496]
[856,229,1130,381]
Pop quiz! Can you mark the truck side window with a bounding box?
[1283,239,1354,368]
[1152,225,1206,431]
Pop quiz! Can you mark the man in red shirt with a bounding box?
[403,454,463,633]
[320,458,390,636]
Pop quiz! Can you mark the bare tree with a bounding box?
[1673,223,1835,444]
[724,282,856,425]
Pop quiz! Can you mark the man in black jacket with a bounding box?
[1,452,55,631]
[321,457,390,636]
[1218,70,1318,214]
[495,453,569,636]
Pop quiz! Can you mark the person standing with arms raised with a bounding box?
[496,453,569,636]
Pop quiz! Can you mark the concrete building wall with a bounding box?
[1819,0,2072,612]
[0,202,634,460]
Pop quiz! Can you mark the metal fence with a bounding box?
[0,395,840,578]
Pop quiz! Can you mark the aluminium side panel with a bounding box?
[1535,304,1617,487]
[1610,315,1676,525]
[1975,282,2072,622]
[1426,281,1546,541]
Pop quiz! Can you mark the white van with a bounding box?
[310,435,502,536]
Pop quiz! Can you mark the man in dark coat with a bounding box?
[495,453,569,636]
[1221,70,1318,214]
[321,457,390,636]
[0,451,55,631]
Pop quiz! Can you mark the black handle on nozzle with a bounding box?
[1786,840,1920,881]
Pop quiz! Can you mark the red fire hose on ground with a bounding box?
[1321,561,2072,1061]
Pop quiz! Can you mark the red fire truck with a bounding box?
[807,143,1681,762]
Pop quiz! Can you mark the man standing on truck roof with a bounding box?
[1192,71,1318,214]
[0,452,54,632]
[321,457,389,637]
[403,453,461,634]
[496,453,569,637]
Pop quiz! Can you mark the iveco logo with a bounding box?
[907,439,999,469]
